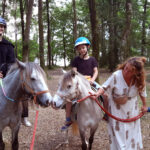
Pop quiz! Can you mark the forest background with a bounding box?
[0,0,150,72]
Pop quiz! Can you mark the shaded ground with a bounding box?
[3,68,150,150]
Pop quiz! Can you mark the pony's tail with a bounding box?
[72,122,79,136]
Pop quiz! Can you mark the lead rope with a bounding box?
[30,110,39,150]
[77,92,145,123]
[0,78,15,102]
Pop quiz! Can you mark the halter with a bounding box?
[20,70,49,104]
[56,81,81,104]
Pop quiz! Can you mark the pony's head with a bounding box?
[8,60,52,107]
[52,69,91,108]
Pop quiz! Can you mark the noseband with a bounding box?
[20,70,49,104]
[57,82,81,103]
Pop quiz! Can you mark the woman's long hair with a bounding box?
[117,57,146,93]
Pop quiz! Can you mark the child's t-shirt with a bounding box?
[71,56,98,77]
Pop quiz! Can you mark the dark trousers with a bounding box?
[21,101,28,118]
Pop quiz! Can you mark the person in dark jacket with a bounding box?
[0,16,31,127]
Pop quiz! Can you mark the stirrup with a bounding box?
[61,121,72,131]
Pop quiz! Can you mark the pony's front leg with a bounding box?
[0,132,5,150]
[89,126,97,150]
[11,125,20,150]
[79,129,87,150]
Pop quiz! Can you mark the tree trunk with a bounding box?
[100,18,107,67]
[38,0,45,68]
[120,0,132,61]
[63,27,66,68]
[19,0,25,42]
[72,0,77,42]
[88,0,100,81]
[2,0,6,18]
[22,0,34,62]
[72,0,77,60]
[88,0,100,63]
[141,0,147,56]
[108,0,115,72]
[46,0,52,68]
[14,0,18,57]
[113,0,119,65]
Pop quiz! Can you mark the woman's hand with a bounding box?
[0,72,3,78]
[91,88,104,99]
[139,95,147,113]
[141,105,148,113]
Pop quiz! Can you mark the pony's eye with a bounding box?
[31,77,36,81]
[67,85,71,89]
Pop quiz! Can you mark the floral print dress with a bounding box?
[102,70,147,150]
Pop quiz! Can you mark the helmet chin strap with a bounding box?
[0,34,2,41]
[79,51,88,59]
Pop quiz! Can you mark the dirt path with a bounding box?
[3,68,150,150]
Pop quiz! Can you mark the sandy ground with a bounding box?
[3,68,150,150]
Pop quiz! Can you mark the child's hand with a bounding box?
[89,79,94,85]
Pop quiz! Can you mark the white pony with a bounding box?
[0,60,52,150]
[52,70,102,150]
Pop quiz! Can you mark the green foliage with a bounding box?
[50,2,74,64]
[28,39,39,61]
[1,0,150,67]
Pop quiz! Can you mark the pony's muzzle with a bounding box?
[36,93,52,107]
[45,99,51,106]
[52,94,64,108]
[45,95,53,107]
[51,101,59,109]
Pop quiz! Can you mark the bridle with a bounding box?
[20,70,49,104]
[56,81,81,104]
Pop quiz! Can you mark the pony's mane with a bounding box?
[62,70,91,90]
[6,62,19,75]
[76,72,91,89]
[7,62,47,81]
[25,62,46,79]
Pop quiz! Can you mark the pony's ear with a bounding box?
[16,59,26,69]
[61,68,67,74]
[71,69,78,77]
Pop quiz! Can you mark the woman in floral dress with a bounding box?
[95,57,147,150]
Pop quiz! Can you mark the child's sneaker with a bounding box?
[103,113,109,122]
[61,120,72,131]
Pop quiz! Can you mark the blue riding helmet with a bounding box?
[74,37,91,48]
[0,17,6,28]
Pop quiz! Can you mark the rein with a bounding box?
[20,71,49,104]
[77,92,145,123]
[0,78,15,102]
